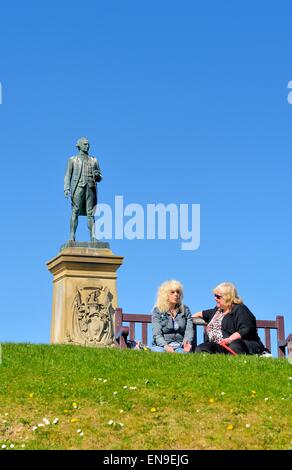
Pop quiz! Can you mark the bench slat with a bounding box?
[129,322,135,341]
[265,329,271,352]
[122,314,151,323]
[256,320,277,329]
[142,323,148,344]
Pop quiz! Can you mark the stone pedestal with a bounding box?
[47,242,123,347]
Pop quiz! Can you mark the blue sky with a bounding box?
[0,0,291,354]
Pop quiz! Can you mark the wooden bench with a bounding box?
[114,308,288,358]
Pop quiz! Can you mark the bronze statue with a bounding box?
[64,137,102,241]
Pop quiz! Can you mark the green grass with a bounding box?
[0,343,291,450]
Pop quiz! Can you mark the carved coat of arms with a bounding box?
[67,285,115,346]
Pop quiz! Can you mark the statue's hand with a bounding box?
[64,190,70,198]
[94,172,102,183]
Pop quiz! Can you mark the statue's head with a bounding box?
[76,137,90,153]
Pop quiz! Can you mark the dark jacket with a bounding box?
[152,305,194,347]
[202,303,261,342]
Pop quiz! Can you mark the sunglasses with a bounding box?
[214,293,223,299]
[171,290,181,294]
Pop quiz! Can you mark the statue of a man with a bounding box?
[64,137,102,241]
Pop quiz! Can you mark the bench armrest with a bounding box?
[115,326,129,349]
[279,333,292,357]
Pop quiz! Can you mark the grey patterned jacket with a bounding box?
[152,305,194,347]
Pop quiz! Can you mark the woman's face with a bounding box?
[214,291,228,310]
[168,287,181,306]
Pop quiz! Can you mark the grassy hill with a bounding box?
[0,343,291,450]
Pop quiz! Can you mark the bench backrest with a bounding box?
[114,308,286,357]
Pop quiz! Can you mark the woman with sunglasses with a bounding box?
[151,280,194,353]
[193,282,266,355]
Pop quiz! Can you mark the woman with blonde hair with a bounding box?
[151,280,194,353]
[193,282,266,355]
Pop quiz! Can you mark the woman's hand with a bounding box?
[183,342,192,352]
[220,338,231,345]
[164,345,174,352]
[221,332,241,345]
